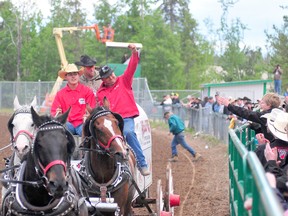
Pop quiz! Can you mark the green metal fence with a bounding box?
[229,124,284,216]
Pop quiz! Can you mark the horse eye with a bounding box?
[31,123,35,127]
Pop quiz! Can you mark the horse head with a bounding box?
[31,106,75,198]
[84,106,128,160]
[7,96,37,159]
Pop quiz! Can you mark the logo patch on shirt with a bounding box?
[79,98,85,104]
[278,148,288,160]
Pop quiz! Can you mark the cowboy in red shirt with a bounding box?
[97,44,150,176]
[51,64,96,136]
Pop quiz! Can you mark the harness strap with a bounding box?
[98,135,124,150]
[13,130,34,142]
[41,160,67,175]
[100,185,107,202]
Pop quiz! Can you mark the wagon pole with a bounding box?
[50,25,104,99]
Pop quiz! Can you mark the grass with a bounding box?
[0,109,13,114]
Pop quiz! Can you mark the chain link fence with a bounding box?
[0,80,232,144]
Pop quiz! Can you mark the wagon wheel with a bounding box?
[164,162,173,214]
[156,179,164,215]
[164,162,180,215]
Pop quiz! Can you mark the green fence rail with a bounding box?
[229,123,284,216]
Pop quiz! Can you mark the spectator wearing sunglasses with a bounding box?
[51,64,96,136]
[96,44,150,176]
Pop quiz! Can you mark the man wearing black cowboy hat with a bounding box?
[96,44,150,176]
[75,55,102,96]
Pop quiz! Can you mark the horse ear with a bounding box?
[31,106,42,127]
[30,96,37,108]
[14,95,21,111]
[103,96,110,110]
[56,107,70,124]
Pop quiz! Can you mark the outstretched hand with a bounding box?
[128,44,137,53]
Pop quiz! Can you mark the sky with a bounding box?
[189,0,287,53]
[15,0,288,53]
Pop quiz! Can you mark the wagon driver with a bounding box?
[96,43,150,176]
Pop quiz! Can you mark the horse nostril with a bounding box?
[23,145,29,151]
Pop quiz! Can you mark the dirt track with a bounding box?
[0,114,229,215]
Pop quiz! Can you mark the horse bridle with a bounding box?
[10,107,35,149]
[33,120,69,181]
[88,109,128,156]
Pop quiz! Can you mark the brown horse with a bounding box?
[81,105,137,216]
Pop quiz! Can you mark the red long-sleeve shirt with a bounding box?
[51,83,96,127]
[97,51,140,118]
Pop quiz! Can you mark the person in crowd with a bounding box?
[51,64,96,136]
[273,64,283,95]
[244,172,288,212]
[242,96,251,104]
[218,93,281,143]
[182,95,195,108]
[201,96,209,107]
[283,87,288,112]
[164,111,202,162]
[96,44,150,176]
[160,94,172,111]
[171,93,181,105]
[213,93,230,115]
[75,55,102,97]
[204,96,214,114]
[256,109,288,200]
[191,97,202,109]
[235,97,244,107]
[121,53,129,64]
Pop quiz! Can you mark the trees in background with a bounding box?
[0,0,286,90]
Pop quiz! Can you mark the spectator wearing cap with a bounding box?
[75,55,102,96]
[182,95,195,108]
[235,97,244,107]
[171,93,181,105]
[51,64,96,136]
[96,44,150,176]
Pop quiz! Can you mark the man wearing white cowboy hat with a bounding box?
[51,63,96,136]
[256,108,288,200]
[75,55,102,96]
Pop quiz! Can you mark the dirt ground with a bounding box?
[0,113,229,216]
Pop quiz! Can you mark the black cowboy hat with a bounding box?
[75,55,97,67]
[242,96,251,101]
[99,65,114,79]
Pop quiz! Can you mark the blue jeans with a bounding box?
[123,118,147,168]
[274,79,282,95]
[171,132,196,157]
[66,122,82,136]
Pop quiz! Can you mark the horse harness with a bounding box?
[2,161,83,216]
[79,108,135,201]
[1,120,83,216]
[7,106,35,154]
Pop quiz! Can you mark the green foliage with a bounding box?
[0,0,281,91]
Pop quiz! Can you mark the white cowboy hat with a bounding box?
[262,108,288,141]
[58,64,84,79]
